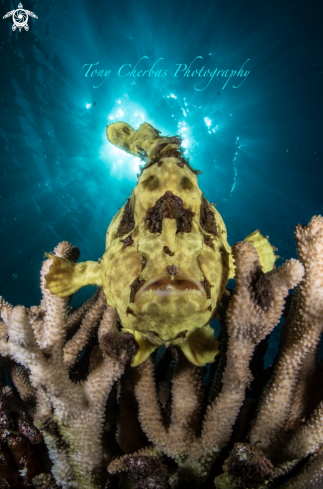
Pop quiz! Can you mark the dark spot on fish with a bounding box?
[117,197,135,237]
[204,235,215,250]
[120,235,134,247]
[163,246,175,256]
[248,265,272,310]
[200,196,218,235]
[130,277,146,302]
[208,305,212,311]
[157,161,163,167]
[144,191,194,233]
[177,162,184,168]
[200,275,213,299]
[122,126,131,135]
[181,176,194,190]
[141,175,159,191]
[126,306,135,316]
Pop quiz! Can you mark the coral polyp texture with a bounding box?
[0,122,323,488]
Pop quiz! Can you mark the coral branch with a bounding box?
[135,356,168,450]
[0,243,129,488]
[168,352,205,457]
[280,447,323,489]
[63,289,106,368]
[190,243,303,475]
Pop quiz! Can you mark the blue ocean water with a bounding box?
[1,0,322,365]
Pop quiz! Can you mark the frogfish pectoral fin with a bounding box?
[44,253,102,297]
[123,329,158,367]
[179,324,219,366]
[243,230,278,273]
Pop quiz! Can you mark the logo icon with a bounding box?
[3,3,38,32]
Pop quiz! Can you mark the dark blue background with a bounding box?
[1,0,322,363]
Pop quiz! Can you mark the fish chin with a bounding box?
[126,288,208,338]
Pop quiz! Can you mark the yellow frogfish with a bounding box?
[45,121,276,367]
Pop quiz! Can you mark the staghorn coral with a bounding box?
[0,216,322,488]
[0,243,136,489]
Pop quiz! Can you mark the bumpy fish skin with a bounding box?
[45,121,276,367]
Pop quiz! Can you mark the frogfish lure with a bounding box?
[45,121,276,366]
